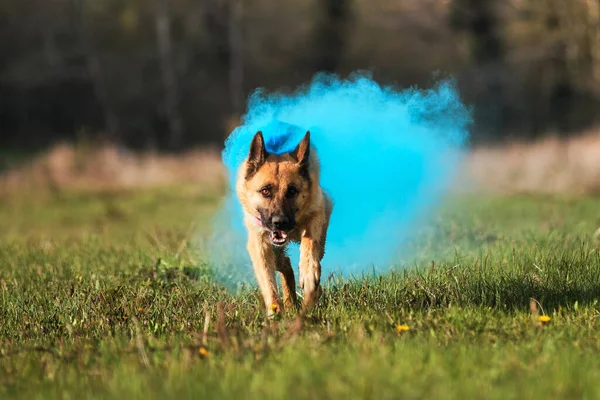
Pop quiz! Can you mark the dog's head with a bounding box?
[243,130,312,246]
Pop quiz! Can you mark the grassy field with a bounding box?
[1,187,600,399]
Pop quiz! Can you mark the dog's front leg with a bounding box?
[299,229,324,311]
[247,233,283,316]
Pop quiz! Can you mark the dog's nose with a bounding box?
[271,215,290,230]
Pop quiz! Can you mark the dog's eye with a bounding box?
[260,187,272,197]
[286,186,299,198]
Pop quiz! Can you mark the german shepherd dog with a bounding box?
[236,130,333,316]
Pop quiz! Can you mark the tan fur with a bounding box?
[236,131,333,316]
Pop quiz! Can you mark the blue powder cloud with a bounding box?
[202,72,471,289]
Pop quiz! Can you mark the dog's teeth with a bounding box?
[269,230,287,245]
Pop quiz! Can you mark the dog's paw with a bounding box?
[302,285,322,310]
[300,274,321,309]
[299,268,319,292]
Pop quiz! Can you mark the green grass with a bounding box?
[1,189,600,399]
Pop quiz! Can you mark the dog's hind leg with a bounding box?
[275,251,297,310]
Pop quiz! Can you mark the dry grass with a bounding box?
[463,130,600,195]
[0,142,226,196]
[3,129,600,196]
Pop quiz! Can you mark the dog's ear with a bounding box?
[292,131,310,175]
[246,131,268,178]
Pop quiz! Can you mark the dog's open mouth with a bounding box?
[269,230,288,246]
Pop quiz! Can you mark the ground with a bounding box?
[1,188,600,399]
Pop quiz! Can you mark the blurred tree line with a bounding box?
[1,0,599,151]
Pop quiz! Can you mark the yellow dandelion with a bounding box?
[269,303,280,313]
[137,307,144,312]
[199,346,209,357]
[396,324,410,333]
[538,315,551,323]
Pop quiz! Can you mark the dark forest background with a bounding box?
[1,0,600,151]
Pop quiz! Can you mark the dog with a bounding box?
[236,130,333,316]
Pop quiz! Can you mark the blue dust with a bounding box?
[202,72,471,288]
